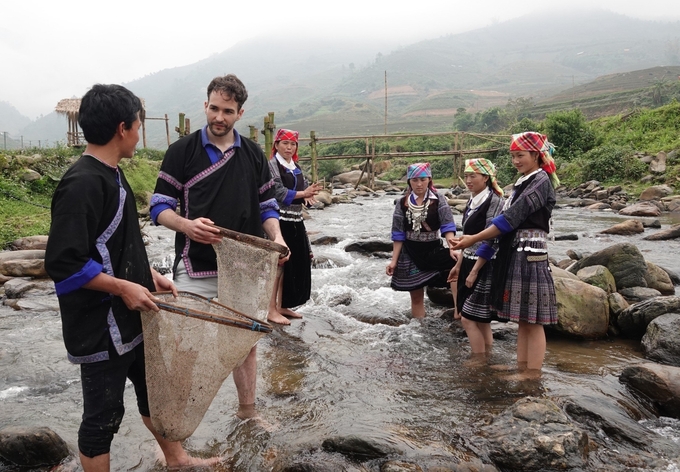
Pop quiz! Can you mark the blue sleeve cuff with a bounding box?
[440,222,456,235]
[261,210,279,222]
[391,231,405,241]
[150,203,173,225]
[475,243,495,260]
[492,214,513,234]
[283,189,297,206]
[55,259,103,296]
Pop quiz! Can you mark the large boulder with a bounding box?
[644,262,675,295]
[620,363,680,419]
[314,190,333,206]
[566,243,647,289]
[550,265,579,280]
[9,236,48,251]
[638,184,673,201]
[607,292,630,316]
[426,286,455,307]
[551,277,609,339]
[649,152,667,174]
[344,240,392,254]
[0,426,70,467]
[480,397,588,471]
[618,286,662,303]
[618,202,661,217]
[333,170,365,185]
[0,259,47,278]
[322,435,396,461]
[599,220,644,236]
[616,296,680,338]
[576,265,616,294]
[641,313,680,367]
[643,223,680,241]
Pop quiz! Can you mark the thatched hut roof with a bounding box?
[55,98,146,119]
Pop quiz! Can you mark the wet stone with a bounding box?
[0,426,70,467]
[322,435,396,461]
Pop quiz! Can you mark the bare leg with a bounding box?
[81,452,110,472]
[234,346,258,419]
[141,416,220,469]
[410,288,425,319]
[480,323,493,351]
[461,317,487,354]
[267,269,290,325]
[449,280,459,319]
[517,321,546,370]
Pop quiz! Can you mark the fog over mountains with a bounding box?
[4,10,679,149]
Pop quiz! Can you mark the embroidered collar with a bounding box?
[275,152,297,171]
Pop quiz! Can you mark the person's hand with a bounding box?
[304,182,322,198]
[274,236,291,265]
[449,235,473,251]
[303,196,316,206]
[183,217,222,244]
[386,261,397,276]
[447,266,459,283]
[151,268,178,297]
[118,280,161,312]
[465,270,478,288]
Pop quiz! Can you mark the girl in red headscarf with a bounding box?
[267,129,321,325]
[449,132,558,377]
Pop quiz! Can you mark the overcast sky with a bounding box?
[2,0,679,119]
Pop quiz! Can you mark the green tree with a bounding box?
[543,109,597,160]
[453,108,476,131]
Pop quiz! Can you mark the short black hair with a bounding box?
[206,75,248,110]
[78,84,142,145]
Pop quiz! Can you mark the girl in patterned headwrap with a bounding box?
[267,129,321,325]
[447,158,504,356]
[450,132,558,376]
[386,163,458,319]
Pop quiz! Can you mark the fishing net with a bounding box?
[141,227,286,441]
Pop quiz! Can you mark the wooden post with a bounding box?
[370,136,376,189]
[185,117,191,135]
[310,131,318,184]
[176,113,186,137]
[142,120,147,149]
[263,112,275,155]
[453,132,459,186]
[249,125,258,142]
[164,114,170,147]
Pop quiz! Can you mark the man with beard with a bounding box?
[150,74,288,420]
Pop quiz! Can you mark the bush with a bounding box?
[581,145,647,182]
[543,109,598,160]
[430,157,455,179]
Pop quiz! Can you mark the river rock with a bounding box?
[566,243,647,289]
[566,249,584,260]
[616,296,680,338]
[644,262,675,295]
[618,202,661,217]
[660,266,680,285]
[643,223,680,241]
[346,308,406,327]
[649,152,667,174]
[480,397,588,471]
[587,202,611,210]
[618,286,662,303]
[576,265,616,294]
[9,236,48,251]
[554,233,579,241]
[599,219,644,236]
[552,277,609,339]
[19,168,42,182]
[310,235,339,245]
[380,460,423,472]
[14,296,60,312]
[322,435,396,461]
[3,278,37,298]
[608,292,630,316]
[620,363,680,418]
[0,426,69,467]
[315,190,333,206]
[551,265,579,280]
[639,218,661,228]
[333,170,365,185]
[0,250,45,263]
[0,259,47,278]
[639,184,673,201]
[426,286,455,307]
[560,392,680,461]
[344,240,392,254]
[641,314,680,367]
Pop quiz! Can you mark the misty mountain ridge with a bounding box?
[5,9,680,148]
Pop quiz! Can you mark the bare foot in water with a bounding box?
[501,369,542,381]
[166,455,223,471]
[279,307,302,319]
[267,310,291,325]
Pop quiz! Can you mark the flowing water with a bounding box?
[1,194,680,471]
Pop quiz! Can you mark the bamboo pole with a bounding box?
[264,112,275,154]
[310,131,318,183]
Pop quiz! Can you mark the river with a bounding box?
[1,193,680,471]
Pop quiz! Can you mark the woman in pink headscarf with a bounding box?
[449,132,559,377]
[267,129,321,325]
